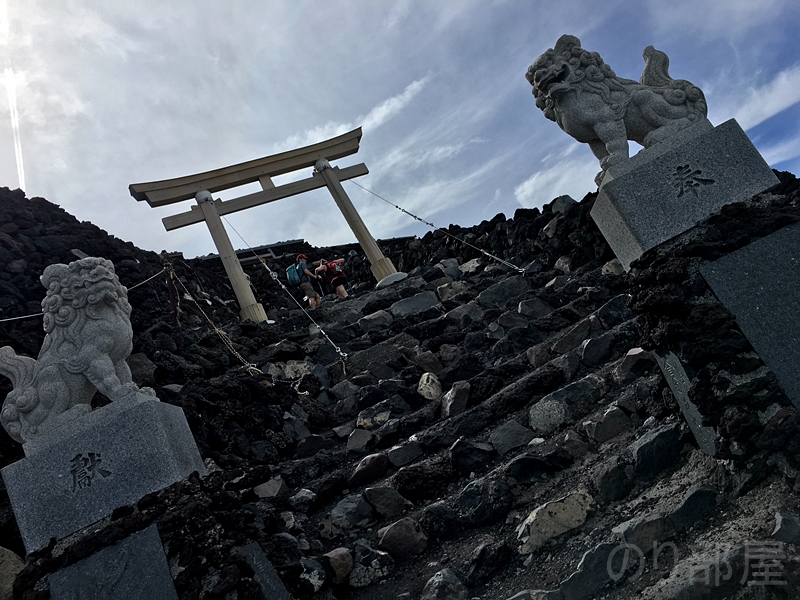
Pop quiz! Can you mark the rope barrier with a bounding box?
[345,179,526,275]
[168,269,263,376]
[220,216,348,361]
[126,267,168,291]
[0,266,168,324]
[0,312,42,323]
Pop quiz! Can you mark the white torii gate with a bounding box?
[129,128,397,323]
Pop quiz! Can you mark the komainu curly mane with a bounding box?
[527,35,708,185]
[0,257,152,444]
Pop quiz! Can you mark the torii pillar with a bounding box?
[129,128,396,323]
[315,159,395,281]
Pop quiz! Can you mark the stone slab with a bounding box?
[700,221,800,410]
[235,542,292,600]
[654,350,718,456]
[2,396,206,553]
[591,118,779,270]
[49,524,177,600]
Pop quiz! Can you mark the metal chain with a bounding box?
[170,272,263,376]
[345,179,526,274]
[220,216,348,359]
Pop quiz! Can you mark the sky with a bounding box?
[1,0,800,259]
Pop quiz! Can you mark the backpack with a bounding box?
[327,261,343,275]
[286,264,302,286]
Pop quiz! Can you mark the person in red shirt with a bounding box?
[315,257,349,300]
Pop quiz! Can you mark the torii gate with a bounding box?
[129,128,397,323]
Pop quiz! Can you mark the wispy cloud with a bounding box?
[719,64,800,130]
[276,76,430,151]
[760,135,800,166]
[514,160,597,209]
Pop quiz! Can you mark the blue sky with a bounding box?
[1,0,800,258]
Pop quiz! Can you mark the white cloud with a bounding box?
[734,65,800,130]
[274,76,430,152]
[760,136,800,166]
[514,160,597,209]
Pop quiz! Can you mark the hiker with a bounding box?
[316,257,349,300]
[293,254,321,309]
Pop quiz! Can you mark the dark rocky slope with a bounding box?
[0,175,799,599]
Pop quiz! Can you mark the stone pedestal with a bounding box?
[700,221,800,410]
[1,396,206,553]
[590,118,779,270]
[49,525,177,600]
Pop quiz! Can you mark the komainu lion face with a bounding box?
[526,34,618,122]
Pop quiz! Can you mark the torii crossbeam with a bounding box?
[130,128,397,323]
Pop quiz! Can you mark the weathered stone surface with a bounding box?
[437,280,469,301]
[504,453,558,485]
[551,318,593,354]
[3,396,206,553]
[590,118,778,270]
[444,302,484,328]
[504,590,562,600]
[419,501,460,541]
[596,294,632,329]
[442,381,470,418]
[330,379,361,401]
[527,345,552,368]
[357,396,412,430]
[49,525,177,600]
[347,453,390,488]
[358,309,393,333]
[347,428,373,457]
[519,297,555,319]
[375,271,408,289]
[295,434,335,458]
[654,350,718,456]
[364,486,411,519]
[418,372,443,400]
[389,291,439,318]
[254,476,289,499]
[613,348,654,384]
[498,310,530,329]
[299,558,327,593]
[667,483,717,533]
[517,489,593,554]
[580,332,615,367]
[464,541,513,587]
[322,547,353,584]
[377,517,428,559]
[631,423,682,479]
[0,547,24,600]
[458,476,512,527]
[367,360,395,380]
[387,440,423,467]
[477,275,530,309]
[612,513,675,554]
[591,456,633,504]
[289,488,317,512]
[330,495,374,530]
[420,568,469,600]
[450,438,495,475]
[583,406,630,443]
[772,509,800,545]
[559,542,620,600]
[528,397,572,436]
[349,539,394,588]
[414,350,444,375]
[700,221,800,410]
[490,420,536,456]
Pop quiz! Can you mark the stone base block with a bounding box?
[700,221,800,410]
[49,524,177,600]
[590,118,779,270]
[2,396,206,553]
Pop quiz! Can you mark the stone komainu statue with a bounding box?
[527,34,708,185]
[0,257,153,444]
